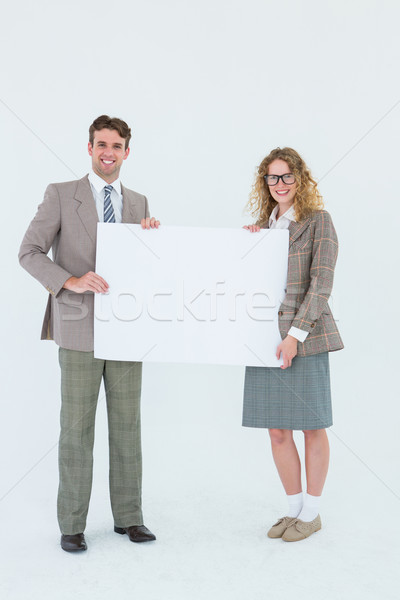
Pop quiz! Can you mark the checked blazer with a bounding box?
[270,210,344,357]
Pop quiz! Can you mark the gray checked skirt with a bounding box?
[242,352,332,430]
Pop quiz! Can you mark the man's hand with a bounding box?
[141,217,160,229]
[63,272,109,294]
[243,224,260,233]
[276,335,298,369]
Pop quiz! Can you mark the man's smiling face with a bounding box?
[88,128,130,183]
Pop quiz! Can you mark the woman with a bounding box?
[243,147,343,542]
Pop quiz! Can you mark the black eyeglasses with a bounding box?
[264,173,296,186]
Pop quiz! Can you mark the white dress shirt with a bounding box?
[268,205,308,343]
[88,170,123,223]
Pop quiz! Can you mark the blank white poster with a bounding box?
[94,224,289,367]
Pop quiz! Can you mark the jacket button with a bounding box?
[310,323,315,328]
[278,311,283,317]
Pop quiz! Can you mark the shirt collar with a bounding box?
[269,204,296,225]
[88,170,121,194]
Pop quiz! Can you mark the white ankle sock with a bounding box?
[286,492,303,518]
[298,493,320,522]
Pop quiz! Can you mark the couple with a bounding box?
[19,115,343,552]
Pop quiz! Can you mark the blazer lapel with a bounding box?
[289,217,311,247]
[74,175,98,243]
[121,183,139,223]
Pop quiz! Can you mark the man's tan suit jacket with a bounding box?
[19,174,150,352]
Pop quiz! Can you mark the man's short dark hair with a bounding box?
[89,115,132,149]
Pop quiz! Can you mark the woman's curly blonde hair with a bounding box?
[246,147,323,225]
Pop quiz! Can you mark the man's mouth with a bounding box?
[101,159,115,165]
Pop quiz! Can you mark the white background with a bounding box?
[1,1,399,598]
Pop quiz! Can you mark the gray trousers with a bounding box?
[57,348,143,534]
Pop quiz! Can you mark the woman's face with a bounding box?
[266,159,297,208]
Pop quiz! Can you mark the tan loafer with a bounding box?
[267,516,296,538]
[282,515,321,542]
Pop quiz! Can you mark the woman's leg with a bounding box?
[296,428,330,522]
[268,429,302,494]
[277,429,329,540]
[303,428,330,496]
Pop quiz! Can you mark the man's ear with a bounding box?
[123,147,130,160]
[88,142,93,156]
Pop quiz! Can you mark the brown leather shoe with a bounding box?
[114,525,156,543]
[61,533,87,552]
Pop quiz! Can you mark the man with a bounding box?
[19,115,159,552]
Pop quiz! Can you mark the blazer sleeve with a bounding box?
[145,195,150,219]
[18,184,73,297]
[290,211,339,333]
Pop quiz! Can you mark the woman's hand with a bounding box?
[243,224,260,233]
[276,335,298,369]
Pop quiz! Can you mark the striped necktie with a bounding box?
[104,185,116,223]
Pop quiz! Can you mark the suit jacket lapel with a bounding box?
[121,184,139,223]
[74,175,98,243]
[289,217,311,247]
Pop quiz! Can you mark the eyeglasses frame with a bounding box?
[263,173,296,186]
